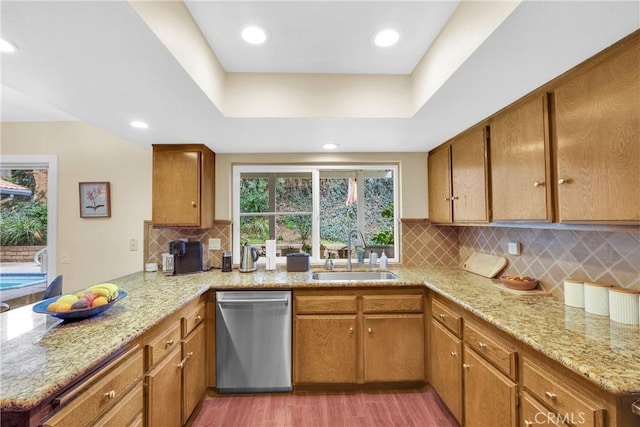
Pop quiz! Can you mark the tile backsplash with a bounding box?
[145,219,639,299]
[144,221,232,271]
[401,222,640,298]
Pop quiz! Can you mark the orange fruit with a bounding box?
[93,296,109,307]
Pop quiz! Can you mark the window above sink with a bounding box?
[232,164,398,266]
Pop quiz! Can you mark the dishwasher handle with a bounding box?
[218,298,289,306]
[633,400,640,416]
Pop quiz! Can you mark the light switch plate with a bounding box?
[507,242,521,256]
[208,238,221,250]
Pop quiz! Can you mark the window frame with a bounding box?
[232,164,398,266]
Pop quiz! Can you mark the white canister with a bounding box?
[584,281,613,316]
[608,287,640,325]
[563,279,585,308]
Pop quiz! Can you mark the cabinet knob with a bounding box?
[524,421,533,427]
[444,197,450,201]
[348,327,354,334]
[165,339,175,347]
[191,201,197,208]
[438,313,446,319]
[104,390,116,400]
[478,342,487,349]
[450,351,457,357]
[368,327,373,334]
[195,315,202,322]
[544,391,557,400]
[558,178,570,185]
[451,196,459,200]
[463,363,471,369]
[533,181,544,187]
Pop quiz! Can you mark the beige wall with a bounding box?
[215,152,428,221]
[1,122,152,293]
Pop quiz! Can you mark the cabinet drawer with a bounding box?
[146,321,181,368]
[44,347,143,427]
[93,382,143,427]
[362,294,423,313]
[182,302,205,337]
[521,390,566,426]
[295,295,357,314]
[432,298,462,337]
[522,358,606,427]
[464,321,517,380]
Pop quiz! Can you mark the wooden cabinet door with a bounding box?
[554,38,640,223]
[428,146,453,223]
[463,346,517,427]
[294,315,357,384]
[363,314,425,383]
[153,148,202,226]
[182,323,206,425]
[451,127,489,222]
[429,320,463,424]
[521,390,567,427]
[491,95,552,221]
[146,347,182,427]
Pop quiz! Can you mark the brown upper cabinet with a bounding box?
[490,94,553,222]
[428,126,490,224]
[152,144,215,228]
[553,36,639,224]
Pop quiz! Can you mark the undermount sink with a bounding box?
[311,271,399,282]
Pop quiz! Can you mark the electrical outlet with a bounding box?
[129,238,138,252]
[208,238,221,250]
[507,242,521,256]
[62,254,70,264]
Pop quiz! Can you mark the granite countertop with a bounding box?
[1,266,639,412]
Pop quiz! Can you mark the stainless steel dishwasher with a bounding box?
[215,290,292,393]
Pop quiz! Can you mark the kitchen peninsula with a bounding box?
[1,266,639,426]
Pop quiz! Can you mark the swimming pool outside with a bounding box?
[0,272,47,290]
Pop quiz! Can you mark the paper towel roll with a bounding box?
[265,240,277,270]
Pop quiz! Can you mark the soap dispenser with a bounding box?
[379,251,388,269]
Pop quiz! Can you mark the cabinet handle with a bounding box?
[444,197,450,201]
[533,181,544,187]
[544,391,557,400]
[165,339,175,348]
[191,201,197,208]
[178,351,193,369]
[368,328,373,334]
[348,327,354,334]
[195,315,202,322]
[103,390,116,400]
[558,178,570,185]
[450,351,457,357]
[451,196,459,200]
[478,342,487,349]
[438,313,446,319]
[463,363,471,369]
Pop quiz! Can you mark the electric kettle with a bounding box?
[239,244,259,272]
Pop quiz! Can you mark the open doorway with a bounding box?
[0,155,57,310]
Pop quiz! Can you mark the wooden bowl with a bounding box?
[500,275,538,291]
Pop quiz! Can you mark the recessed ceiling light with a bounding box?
[241,26,268,45]
[130,120,149,129]
[0,38,17,53]
[374,29,400,47]
[322,143,339,150]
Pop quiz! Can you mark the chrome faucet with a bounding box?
[346,229,365,271]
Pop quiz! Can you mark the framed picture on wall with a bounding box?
[79,182,111,218]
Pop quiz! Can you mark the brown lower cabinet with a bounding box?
[294,288,425,386]
[429,319,463,423]
[463,346,518,427]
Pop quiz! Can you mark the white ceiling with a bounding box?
[1,1,638,154]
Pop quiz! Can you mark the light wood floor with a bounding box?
[189,388,459,427]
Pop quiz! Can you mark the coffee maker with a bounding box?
[169,240,203,275]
